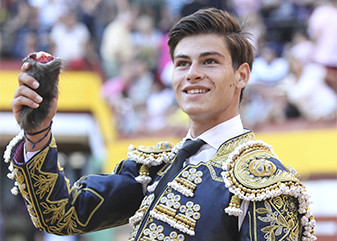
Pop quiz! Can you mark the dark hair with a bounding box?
[168,8,254,71]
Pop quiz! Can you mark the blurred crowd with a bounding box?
[1,0,336,136]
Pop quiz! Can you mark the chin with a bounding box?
[182,107,206,119]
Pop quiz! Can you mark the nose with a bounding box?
[185,62,205,82]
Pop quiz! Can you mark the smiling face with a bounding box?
[172,33,249,136]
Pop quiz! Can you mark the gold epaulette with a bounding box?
[127,141,179,167]
[221,140,316,240]
[222,140,303,206]
[127,140,182,194]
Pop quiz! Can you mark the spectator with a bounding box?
[122,57,156,134]
[281,0,337,122]
[260,0,303,44]
[307,0,337,92]
[157,33,172,84]
[78,0,117,53]
[28,0,67,29]
[250,42,289,86]
[286,61,337,122]
[2,1,39,58]
[145,81,177,132]
[180,0,208,17]
[49,11,91,70]
[21,30,39,57]
[245,12,266,54]
[101,61,136,134]
[241,42,289,127]
[288,30,314,66]
[127,57,155,109]
[164,0,191,19]
[102,57,156,135]
[28,0,68,51]
[132,14,163,72]
[231,0,261,17]
[100,10,135,78]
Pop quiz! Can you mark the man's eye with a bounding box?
[205,59,216,64]
[176,61,189,67]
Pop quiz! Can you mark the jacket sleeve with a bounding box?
[9,136,144,236]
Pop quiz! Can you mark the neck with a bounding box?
[188,113,238,138]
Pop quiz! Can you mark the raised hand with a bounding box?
[11,52,62,151]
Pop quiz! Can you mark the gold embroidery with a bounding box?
[19,165,42,228]
[256,195,300,241]
[212,132,256,165]
[50,137,57,148]
[41,199,67,224]
[228,195,241,210]
[206,132,256,182]
[249,159,276,177]
[205,162,224,182]
[234,149,299,189]
[33,172,58,199]
[13,149,51,229]
[157,162,170,176]
[12,137,104,235]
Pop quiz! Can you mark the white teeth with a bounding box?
[186,89,207,94]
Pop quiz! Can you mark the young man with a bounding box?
[5,8,316,240]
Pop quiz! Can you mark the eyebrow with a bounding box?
[174,51,225,60]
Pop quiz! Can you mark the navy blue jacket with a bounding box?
[8,131,316,240]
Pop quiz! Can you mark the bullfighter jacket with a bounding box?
[4,131,316,241]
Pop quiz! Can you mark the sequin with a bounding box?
[149,223,156,231]
[186,201,193,208]
[170,231,178,238]
[178,234,185,240]
[193,204,201,212]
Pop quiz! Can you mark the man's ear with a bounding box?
[235,63,250,89]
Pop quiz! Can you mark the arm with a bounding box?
[7,58,144,235]
[8,135,143,235]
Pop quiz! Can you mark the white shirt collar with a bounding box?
[186,115,244,150]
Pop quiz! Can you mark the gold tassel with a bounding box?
[225,195,243,216]
[140,164,149,176]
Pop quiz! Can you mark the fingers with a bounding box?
[18,71,39,89]
[12,85,43,109]
[21,62,31,72]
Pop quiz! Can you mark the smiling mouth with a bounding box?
[184,89,209,94]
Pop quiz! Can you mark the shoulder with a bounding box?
[221,139,313,215]
[222,140,301,202]
[122,140,182,194]
[222,140,316,240]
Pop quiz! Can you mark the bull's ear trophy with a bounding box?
[18,51,63,132]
